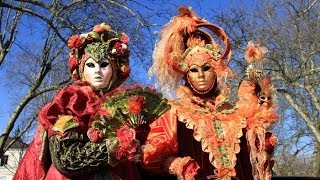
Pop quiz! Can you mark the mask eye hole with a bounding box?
[85,62,95,68]
[203,65,211,71]
[260,96,266,101]
[100,62,109,68]
[189,68,198,73]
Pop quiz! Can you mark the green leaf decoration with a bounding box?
[93,86,170,137]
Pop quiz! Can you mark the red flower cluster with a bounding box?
[87,128,104,143]
[128,96,146,115]
[264,132,278,154]
[115,126,140,161]
[120,65,131,78]
[68,57,78,72]
[112,41,129,57]
[67,35,83,49]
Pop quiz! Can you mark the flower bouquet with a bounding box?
[88,86,170,165]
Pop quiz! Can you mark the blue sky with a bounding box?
[0,72,10,131]
[0,0,239,133]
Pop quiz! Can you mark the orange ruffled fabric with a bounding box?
[143,80,278,180]
[169,97,246,179]
[236,80,279,180]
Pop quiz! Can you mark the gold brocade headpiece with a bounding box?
[167,23,232,74]
[149,6,234,96]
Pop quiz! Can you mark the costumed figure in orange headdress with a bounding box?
[13,23,169,180]
[141,7,279,180]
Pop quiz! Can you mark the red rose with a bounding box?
[116,125,136,142]
[115,126,139,161]
[265,132,278,154]
[116,141,139,161]
[114,41,122,49]
[87,128,104,143]
[112,42,128,56]
[128,96,145,115]
[67,35,83,49]
[97,107,110,117]
[68,57,78,71]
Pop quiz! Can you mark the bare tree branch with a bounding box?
[277,88,320,143]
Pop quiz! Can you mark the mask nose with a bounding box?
[197,69,205,79]
[94,65,102,74]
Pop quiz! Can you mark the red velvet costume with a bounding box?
[13,23,141,180]
[13,82,141,180]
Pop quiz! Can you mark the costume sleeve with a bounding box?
[141,110,178,174]
[38,83,97,138]
[13,125,50,180]
[38,83,112,176]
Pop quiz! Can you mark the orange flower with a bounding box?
[128,96,145,115]
[67,35,83,48]
[244,41,268,64]
[121,65,131,78]
[93,23,111,33]
[265,132,278,154]
[120,32,130,43]
[269,134,278,146]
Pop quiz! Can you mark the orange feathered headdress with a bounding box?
[149,6,234,96]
